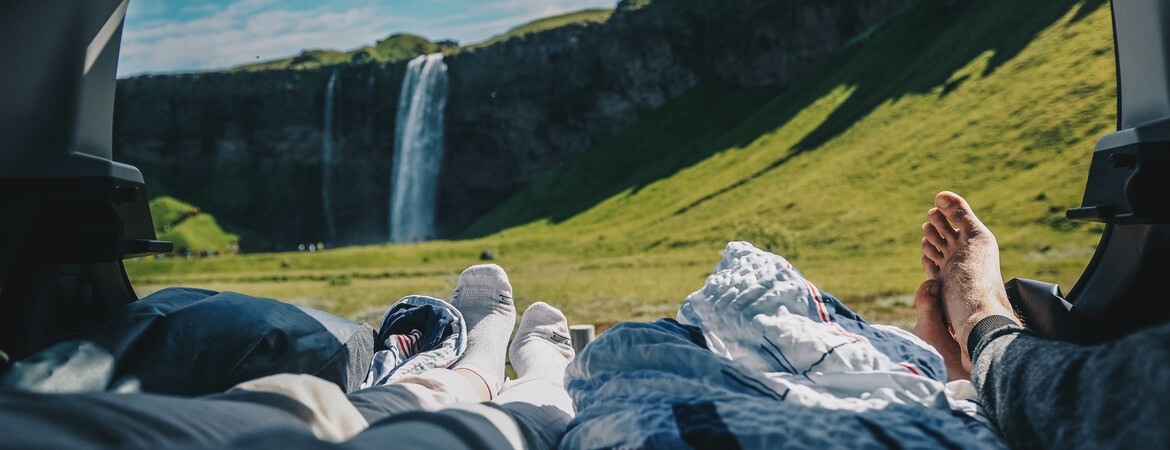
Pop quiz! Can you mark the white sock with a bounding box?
[508,302,574,379]
[450,264,515,396]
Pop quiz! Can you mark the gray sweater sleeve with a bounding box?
[969,315,1170,448]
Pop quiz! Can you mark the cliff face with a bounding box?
[114,0,920,249]
[115,64,407,249]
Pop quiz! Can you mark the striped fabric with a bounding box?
[392,330,423,359]
[365,329,424,387]
[361,296,466,389]
[563,242,1005,449]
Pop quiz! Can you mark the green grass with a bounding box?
[467,9,614,49]
[228,34,455,72]
[149,196,239,253]
[128,0,1115,334]
[149,196,198,233]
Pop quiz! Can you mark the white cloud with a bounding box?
[117,0,619,76]
[478,0,614,17]
[118,0,405,76]
[180,4,223,15]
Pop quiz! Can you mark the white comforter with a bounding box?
[561,242,1005,449]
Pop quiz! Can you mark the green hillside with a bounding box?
[128,0,1114,331]
[150,195,199,233]
[468,9,613,49]
[464,0,1112,292]
[149,196,239,254]
[228,34,456,72]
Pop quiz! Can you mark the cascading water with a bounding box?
[322,69,339,242]
[390,53,448,243]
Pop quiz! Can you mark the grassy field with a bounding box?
[466,8,613,49]
[128,0,1114,333]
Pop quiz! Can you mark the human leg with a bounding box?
[350,265,517,421]
[918,191,1020,371]
[348,302,574,449]
[0,389,313,448]
[347,367,483,423]
[492,302,576,449]
[245,270,571,448]
[497,302,574,406]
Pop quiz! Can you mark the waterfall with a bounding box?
[390,53,448,243]
[322,69,339,242]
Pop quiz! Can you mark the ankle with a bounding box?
[454,368,493,401]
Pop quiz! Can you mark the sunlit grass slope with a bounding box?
[149,197,239,253]
[464,0,1113,307]
[467,9,614,49]
[128,0,1115,331]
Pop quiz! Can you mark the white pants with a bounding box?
[233,367,574,448]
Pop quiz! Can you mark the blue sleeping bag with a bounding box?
[2,287,375,395]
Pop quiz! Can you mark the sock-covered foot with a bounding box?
[509,302,574,379]
[450,264,515,396]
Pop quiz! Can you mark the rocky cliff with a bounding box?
[115,64,407,250]
[114,0,920,250]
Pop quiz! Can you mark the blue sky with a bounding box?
[118,0,616,77]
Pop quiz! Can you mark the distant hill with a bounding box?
[224,8,613,73]
[467,8,614,49]
[228,33,458,72]
[150,196,239,253]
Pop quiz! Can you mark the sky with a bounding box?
[118,0,616,77]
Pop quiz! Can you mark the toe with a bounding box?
[459,264,511,285]
[922,255,941,280]
[923,222,948,253]
[913,280,950,342]
[928,208,958,242]
[913,280,944,323]
[935,191,986,237]
[453,264,514,305]
[922,237,944,263]
[520,302,568,327]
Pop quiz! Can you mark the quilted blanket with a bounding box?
[561,242,1006,449]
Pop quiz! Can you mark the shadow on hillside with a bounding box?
[675,0,1108,216]
[789,0,1108,156]
[461,0,1108,238]
[458,83,792,238]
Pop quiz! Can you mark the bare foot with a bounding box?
[920,191,1019,367]
[912,280,969,381]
